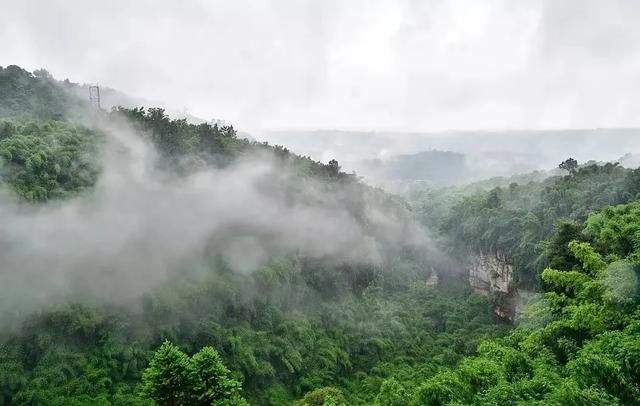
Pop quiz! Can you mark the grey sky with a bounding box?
[1,0,639,132]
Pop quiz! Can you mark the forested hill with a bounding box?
[0,65,390,204]
[0,65,191,122]
[0,66,497,406]
[264,128,640,190]
[0,65,88,120]
[409,200,640,404]
[415,160,640,289]
[1,66,640,406]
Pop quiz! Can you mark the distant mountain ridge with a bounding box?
[263,129,640,190]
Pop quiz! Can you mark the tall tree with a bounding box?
[142,342,248,406]
[559,157,579,175]
[142,341,191,406]
[187,347,248,406]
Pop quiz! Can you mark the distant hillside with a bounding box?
[262,129,640,188]
[357,150,468,188]
[0,65,210,124]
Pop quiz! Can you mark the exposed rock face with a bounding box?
[426,271,439,287]
[496,289,536,322]
[468,251,513,295]
[466,251,534,322]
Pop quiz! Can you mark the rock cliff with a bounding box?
[468,251,513,294]
[467,251,533,322]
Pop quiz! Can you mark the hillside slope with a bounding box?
[0,66,502,405]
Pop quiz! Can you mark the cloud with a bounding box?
[0,114,435,327]
[1,1,640,131]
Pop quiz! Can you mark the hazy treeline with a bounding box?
[262,129,640,192]
[415,161,640,288]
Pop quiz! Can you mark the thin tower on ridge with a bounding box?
[89,85,101,109]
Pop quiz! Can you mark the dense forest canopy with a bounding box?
[1,66,639,406]
[410,200,640,405]
[418,160,640,288]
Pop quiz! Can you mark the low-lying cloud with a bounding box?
[0,115,434,326]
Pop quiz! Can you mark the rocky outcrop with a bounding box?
[496,289,536,322]
[426,271,439,287]
[468,251,513,295]
[466,251,534,322]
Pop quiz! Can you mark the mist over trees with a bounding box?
[263,129,640,194]
[1,66,640,406]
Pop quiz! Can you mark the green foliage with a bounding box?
[541,269,592,298]
[0,65,87,120]
[142,342,248,406]
[373,378,410,406]
[413,371,468,406]
[544,219,582,271]
[411,170,552,229]
[0,66,357,202]
[408,202,640,404]
[142,341,192,405]
[585,200,640,260]
[110,106,351,184]
[0,120,100,201]
[434,160,636,287]
[559,157,579,175]
[568,241,606,275]
[296,387,346,406]
[0,278,501,405]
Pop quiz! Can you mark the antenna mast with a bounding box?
[89,85,101,109]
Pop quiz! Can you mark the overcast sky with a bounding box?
[2,0,639,132]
